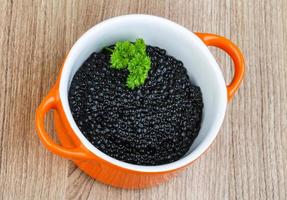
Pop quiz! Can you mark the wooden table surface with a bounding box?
[0,0,286,199]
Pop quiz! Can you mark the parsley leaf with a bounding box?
[110,41,135,69]
[109,38,151,89]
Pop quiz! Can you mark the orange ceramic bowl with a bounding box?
[35,15,244,189]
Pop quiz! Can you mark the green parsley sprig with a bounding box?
[108,38,151,89]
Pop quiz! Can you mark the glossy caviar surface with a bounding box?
[69,45,203,165]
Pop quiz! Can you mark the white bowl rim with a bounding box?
[59,14,227,173]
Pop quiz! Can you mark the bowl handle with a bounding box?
[195,33,245,101]
[35,87,91,160]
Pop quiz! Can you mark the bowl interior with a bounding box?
[59,15,227,172]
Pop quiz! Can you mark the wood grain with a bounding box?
[0,0,286,199]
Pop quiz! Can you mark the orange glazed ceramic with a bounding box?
[35,15,244,189]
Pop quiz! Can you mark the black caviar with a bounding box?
[68,45,203,165]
